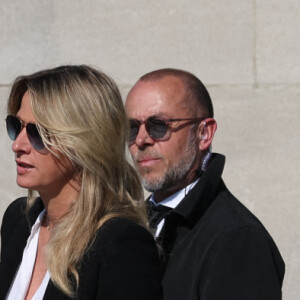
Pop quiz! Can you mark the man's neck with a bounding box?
[152,168,203,203]
[152,178,200,204]
[153,185,183,203]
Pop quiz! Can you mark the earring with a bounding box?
[200,122,207,140]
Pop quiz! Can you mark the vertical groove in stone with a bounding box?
[253,0,258,88]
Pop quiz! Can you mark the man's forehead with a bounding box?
[126,77,190,114]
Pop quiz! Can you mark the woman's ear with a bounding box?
[198,118,217,151]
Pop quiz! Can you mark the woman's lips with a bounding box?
[16,160,34,175]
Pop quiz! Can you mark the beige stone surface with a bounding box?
[0,0,254,85]
[1,0,299,298]
[256,0,300,83]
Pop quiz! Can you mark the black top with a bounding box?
[0,198,162,300]
[154,153,285,300]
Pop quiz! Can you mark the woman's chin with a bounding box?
[16,179,36,190]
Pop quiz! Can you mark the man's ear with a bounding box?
[198,118,217,151]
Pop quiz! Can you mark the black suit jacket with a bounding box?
[155,153,285,300]
[0,198,162,300]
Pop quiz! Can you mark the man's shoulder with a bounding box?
[174,181,275,250]
[196,187,271,238]
[164,188,284,292]
[181,187,284,281]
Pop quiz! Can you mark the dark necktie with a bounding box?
[148,202,173,230]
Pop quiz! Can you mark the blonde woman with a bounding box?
[0,65,162,299]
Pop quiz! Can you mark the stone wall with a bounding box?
[1,1,299,298]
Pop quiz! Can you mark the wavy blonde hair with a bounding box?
[7,65,146,297]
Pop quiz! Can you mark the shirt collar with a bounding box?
[28,209,46,243]
[149,179,199,209]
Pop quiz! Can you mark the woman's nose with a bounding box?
[12,127,31,154]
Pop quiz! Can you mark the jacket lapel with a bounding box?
[157,154,226,263]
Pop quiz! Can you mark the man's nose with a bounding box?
[135,124,155,148]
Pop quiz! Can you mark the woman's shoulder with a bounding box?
[95,217,152,244]
[2,197,27,220]
[90,217,158,258]
[82,217,160,272]
[1,197,28,244]
[79,218,162,299]
[1,197,44,230]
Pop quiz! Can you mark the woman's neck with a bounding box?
[39,179,80,228]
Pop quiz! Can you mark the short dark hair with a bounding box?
[139,68,214,117]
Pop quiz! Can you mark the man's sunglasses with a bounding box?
[129,116,204,143]
[6,115,45,151]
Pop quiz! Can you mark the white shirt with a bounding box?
[6,209,50,300]
[149,179,199,238]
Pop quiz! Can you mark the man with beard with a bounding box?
[125,68,285,300]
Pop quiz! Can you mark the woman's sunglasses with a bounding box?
[5,115,45,151]
[129,116,204,144]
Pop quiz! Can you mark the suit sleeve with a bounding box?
[94,219,163,300]
[201,227,284,300]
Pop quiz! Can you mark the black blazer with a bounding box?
[0,198,162,300]
[156,153,285,300]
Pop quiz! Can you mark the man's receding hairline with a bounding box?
[136,69,212,117]
[137,70,193,103]
[139,68,192,81]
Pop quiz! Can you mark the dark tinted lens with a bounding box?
[6,115,21,141]
[129,120,141,142]
[147,118,168,139]
[27,123,45,150]
[5,115,44,151]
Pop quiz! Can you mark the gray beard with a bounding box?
[141,133,198,193]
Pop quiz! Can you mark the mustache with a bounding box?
[133,149,163,162]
